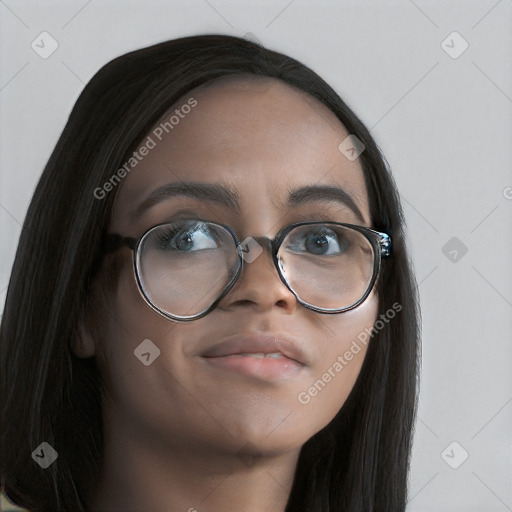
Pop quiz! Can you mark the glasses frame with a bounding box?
[105,220,392,322]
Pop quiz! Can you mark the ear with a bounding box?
[70,317,97,358]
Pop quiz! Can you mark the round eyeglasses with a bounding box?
[105,219,391,322]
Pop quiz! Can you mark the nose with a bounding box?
[216,235,299,314]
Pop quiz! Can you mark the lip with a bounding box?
[201,333,308,380]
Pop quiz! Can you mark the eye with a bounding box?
[155,222,222,252]
[286,225,350,256]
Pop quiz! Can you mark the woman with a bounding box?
[0,34,420,511]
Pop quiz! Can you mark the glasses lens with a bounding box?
[277,224,375,311]
[137,221,240,318]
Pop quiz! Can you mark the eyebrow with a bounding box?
[132,181,365,223]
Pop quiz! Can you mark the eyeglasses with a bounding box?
[106,219,391,322]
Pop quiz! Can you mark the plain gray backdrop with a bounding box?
[1,1,511,511]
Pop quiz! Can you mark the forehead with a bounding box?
[109,76,370,231]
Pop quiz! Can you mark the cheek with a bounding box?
[295,294,378,429]
[95,260,173,397]
[95,263,215,444]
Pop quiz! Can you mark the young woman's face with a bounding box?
[87,77,378,460]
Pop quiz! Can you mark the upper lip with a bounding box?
[201,333,308,366]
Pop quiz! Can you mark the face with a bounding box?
[81,77,378,461]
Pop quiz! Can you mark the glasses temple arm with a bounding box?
[104,234,137,253]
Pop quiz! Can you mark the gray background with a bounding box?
[1,1,511,510]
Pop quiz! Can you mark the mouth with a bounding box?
[200,333,307,380]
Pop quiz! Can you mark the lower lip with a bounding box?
[203,354,304,380]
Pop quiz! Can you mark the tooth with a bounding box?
[244,353,265,359]
[266,353,283,359]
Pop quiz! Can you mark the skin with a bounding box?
[74,76,379,512]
